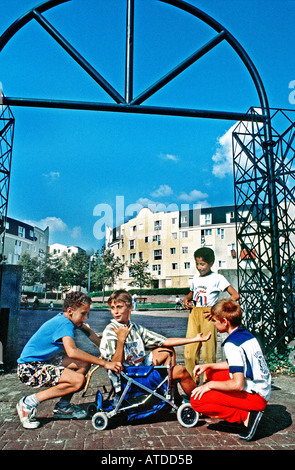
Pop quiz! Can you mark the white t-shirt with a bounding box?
[190,271,230,306]
[223,328,271,400]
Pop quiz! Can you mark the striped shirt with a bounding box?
[100,319,167,367]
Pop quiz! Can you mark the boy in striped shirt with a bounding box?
[100,289,211,395]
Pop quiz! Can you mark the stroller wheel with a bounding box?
[87,404,97,417]
[92,411,108,430]
[177,403,199,428]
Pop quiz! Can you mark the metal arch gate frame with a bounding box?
[0,0,291,355]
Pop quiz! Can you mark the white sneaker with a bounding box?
[16,397,40,429]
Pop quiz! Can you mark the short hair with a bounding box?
[211,299,242,327]
[63,291,92,311]
[194,247,215,264]
[107,289,132,307]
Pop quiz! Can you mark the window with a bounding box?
[154,249,162,260]
[130,253,136,263]
[205,229,212,236]
[182,231,188,238]
[172,263,178,270]
[18,226,25,238]
[145,236,149,243]
[181,215,187,224]
[152,234,161,244]
[184,262,191,269]
[205,213,212,225]
[218,228,225,239]
[154,220,162,231]
[152,264,161,275]
[171,232,177,239]
[182,246,188,254]
[129,240,135,250]
[171,217,177,224]
[170,247,176,254]
[139,252,143,260]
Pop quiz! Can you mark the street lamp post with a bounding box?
[86,248,94,295]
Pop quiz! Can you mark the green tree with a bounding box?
[42,252,66,291]
[91,247,125,297]
[62,251,89,290]
[128,259,153,289]
[19,252,41,286]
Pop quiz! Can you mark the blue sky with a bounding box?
[0,0,294,250]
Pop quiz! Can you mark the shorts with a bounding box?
[17,356,64,388]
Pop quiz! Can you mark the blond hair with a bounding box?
[211,299,242,327]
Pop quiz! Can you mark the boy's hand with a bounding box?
[203,309,213,321]
[191,382,211,400]
[104,361,123,374]
[112,324,133,342]
[184,298,194,310]
[194,331,212,342]
[193,364,208,378]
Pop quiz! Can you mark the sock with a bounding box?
[24,394,40,408]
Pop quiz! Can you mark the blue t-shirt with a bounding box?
[17,313,77,364]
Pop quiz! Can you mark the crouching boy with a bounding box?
[190,299,271,441]
[16,292,122,429]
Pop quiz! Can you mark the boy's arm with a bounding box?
[111,324,133,363]
[162,331,211,348]
[191,371,245,400]
[226,285,240,301]
[184,291,193,309]
[62,336,122,373]
[80,323,102,348]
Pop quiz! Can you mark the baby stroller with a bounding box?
[88,359,199,431]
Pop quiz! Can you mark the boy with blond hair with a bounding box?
[190,299,271,441]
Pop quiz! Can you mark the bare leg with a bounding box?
[35,357,89,404]
[172,365,197,396]
[152,346,176,366]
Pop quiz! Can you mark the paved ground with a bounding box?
[0,309,294,453]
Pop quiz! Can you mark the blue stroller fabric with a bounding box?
[95,365,171,423]
[120,366,170,422]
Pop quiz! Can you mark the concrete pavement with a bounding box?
[0,308,294,452]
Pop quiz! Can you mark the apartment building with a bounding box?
[48,243,85,256]
[3,217,49,265]
[106,205,238,289]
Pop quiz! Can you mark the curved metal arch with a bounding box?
[0,0,70,51]
[0,0,270,124]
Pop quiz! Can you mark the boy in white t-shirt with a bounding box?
[184,247,239,379]
[190,299,271,441]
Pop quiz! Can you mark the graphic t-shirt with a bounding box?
[100,319,166,367]
[190,271,230,306]
[17,313,77,363]
[223,327,271,400]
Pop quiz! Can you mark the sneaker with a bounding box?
[53,403,88,420]
[239,411,263,441]
[16,397,40,429]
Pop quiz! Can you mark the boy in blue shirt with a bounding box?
[16,292,122,429]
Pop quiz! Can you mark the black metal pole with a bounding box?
[125,0,134,103]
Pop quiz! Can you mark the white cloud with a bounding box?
[71,226,82,239]
[42,171,60,182]
[150,184,173,198]
[179,189,209,203]
[24,216,67,232]
[211,123,236,179]
[159,153,179,162]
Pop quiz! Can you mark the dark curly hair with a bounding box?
[194,247,215,264]
[63,291,92,311]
